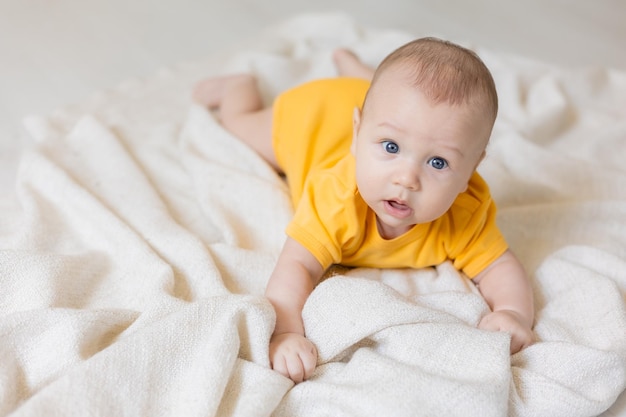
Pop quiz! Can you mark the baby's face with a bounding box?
[352,67,493,239]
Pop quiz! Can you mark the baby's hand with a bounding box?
[478,310,535,354]
[269,332,318,383]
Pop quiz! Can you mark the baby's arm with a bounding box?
[472,250,535,354]
[265,237,325,383]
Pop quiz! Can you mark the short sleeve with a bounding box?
[285,157,364,270]
[446,174,509,278]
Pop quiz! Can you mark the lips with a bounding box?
[383,199,413,219]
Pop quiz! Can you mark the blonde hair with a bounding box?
[366,37,498,122]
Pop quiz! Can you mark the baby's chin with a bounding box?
[374,211,450,239]
[374,212,416,238]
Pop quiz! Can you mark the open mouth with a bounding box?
[383,199,413,218]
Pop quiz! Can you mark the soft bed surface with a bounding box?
[1,14,625,417]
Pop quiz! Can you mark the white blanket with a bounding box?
[1,13,625,417]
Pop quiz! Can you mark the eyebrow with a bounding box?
[377,121,404,133]
[439,144,465,158]
[377,121,466,158]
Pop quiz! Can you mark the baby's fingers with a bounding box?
[270,350,314,383]
[478,311,535,354]
[510,327,535,354]
[477,313,504,332]
[299,344,318,381]
[270,353,291,381]
[269,333,318,383]
[284,353,307,383]
[284,346,317,383]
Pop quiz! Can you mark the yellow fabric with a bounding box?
[273,78,368,206]
[272,78,508,278]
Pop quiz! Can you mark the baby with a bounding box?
[193,37,535,383]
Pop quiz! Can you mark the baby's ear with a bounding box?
[474,150,487,170]
[462,150,487,193]
[351,107,361,155]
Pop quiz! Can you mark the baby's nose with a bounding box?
[394,166,420,190]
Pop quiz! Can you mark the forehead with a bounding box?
[366,63,448,108]
[365,61,492,117]
[364,66,469,124]
[362,67,493,151]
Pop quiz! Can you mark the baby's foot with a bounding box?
[332,49,375,80]
[192,74,251,108]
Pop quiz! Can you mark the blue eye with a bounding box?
[382,141,399,154]
[429,157,448,170]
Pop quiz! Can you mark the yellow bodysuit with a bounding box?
[272,77,508,278]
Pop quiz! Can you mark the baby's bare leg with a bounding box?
[193,74,279,171]
[332,49,375,80]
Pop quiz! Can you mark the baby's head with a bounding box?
[367,37,498,126]
[351,38,499,239]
